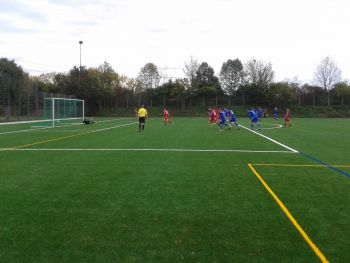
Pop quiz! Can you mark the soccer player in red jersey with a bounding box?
[163,107,173,126]
[215,108,220,124]
[284,108,291,128]
[209,108,216,125]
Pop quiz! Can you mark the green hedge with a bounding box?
[290,106,350,118]
[95,106,350,118]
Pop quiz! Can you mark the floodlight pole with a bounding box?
[52,98,55,127]
[79,41,83,69]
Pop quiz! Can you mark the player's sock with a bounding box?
[139,123,141,131]
[251,123,253,129]
[142,124,145,131]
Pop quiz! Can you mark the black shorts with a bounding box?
[139,117,146,123]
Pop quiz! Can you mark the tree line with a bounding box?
[1,56,350,116]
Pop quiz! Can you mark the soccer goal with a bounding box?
[43,98,85,127]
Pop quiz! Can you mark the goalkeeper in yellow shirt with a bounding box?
[137,105,148,132]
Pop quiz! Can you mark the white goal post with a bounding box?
[44,98,85,127]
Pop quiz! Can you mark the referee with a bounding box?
[137,105,148,132]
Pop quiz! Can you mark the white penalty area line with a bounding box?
[240,125,299,153]
[0,148,296,153]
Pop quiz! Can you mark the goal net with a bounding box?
[42,98,85,127]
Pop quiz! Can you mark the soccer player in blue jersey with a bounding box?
[273,107,278,121]
[228,108,240,129]
[217,108,228,131]
[225,108,231,119]
[248,108,260,130]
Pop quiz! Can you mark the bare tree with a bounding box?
[313,57,342,106]
[244,59,274,88]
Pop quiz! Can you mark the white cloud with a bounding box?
[1,0,349,82]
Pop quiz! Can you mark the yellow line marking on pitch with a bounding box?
[1,122,137,151]
[252,163,350,168]
[247,163,329,263]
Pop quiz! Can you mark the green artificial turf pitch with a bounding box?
[0,117,349,262]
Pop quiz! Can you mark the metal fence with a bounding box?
[0,73,75,122]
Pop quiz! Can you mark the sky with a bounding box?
[1,0,349,83]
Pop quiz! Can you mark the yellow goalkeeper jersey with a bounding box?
[138,108,148,117]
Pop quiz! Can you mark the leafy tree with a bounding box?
[157,80,173,107]
[0,58,24,77]
[203,85,220,106]
[219,59,244,105]
[137,63,160,107]
[170,79,186,111]
[195,62,221,106]
[137,63,160,90]
[97,61,119,109]
[0,58,25,119]
[313,57,342,106]
[301,84,325,107]
[286,77,302,106]
[65,66,102,112]
[240,83,267,106]
[269,82,297,108]
[53,73,69,94]
[333,81,350,105]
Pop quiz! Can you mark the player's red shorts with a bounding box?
[164,116,169,121]
[285,116,290,121]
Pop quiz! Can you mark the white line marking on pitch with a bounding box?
[0,148,296,153]
[0,121,139,152]
[240,125,299,153]
[0,126,55,135]
[258,124,283,130]
[95,118,132,123]
[0,118,132,136]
